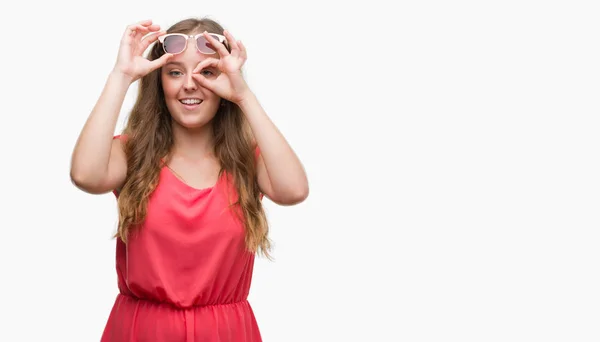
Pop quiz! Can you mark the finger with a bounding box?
[222,30,238,53]
[191,72,211,85]
[122,21,155,46]
[191,59,220,88]
[136,19,153,26]
[130,23,161,42]
[125,20,152,36]
[145,24,161,33]
[191,73,215,92]
[192,57,220,74]
[202,31,229,57]
[123,25,148,47]
[139,30,166,52]
[238,40,247,60]
[132,24,152,38]
[122,25,138,44]
[148,52,174,72]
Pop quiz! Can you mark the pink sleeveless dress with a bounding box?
[100,135,263,342]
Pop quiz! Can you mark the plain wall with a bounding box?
[1,0,598,341]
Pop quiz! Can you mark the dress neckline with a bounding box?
[161,164,223,193]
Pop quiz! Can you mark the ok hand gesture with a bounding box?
[113,19,173,83]
[192,30,251,104]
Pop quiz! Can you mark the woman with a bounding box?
[70,17,308,341]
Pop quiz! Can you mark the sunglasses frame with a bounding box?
[157,33,228,55]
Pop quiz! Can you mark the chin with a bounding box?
[168,105,219,130]
[173,115,213,130]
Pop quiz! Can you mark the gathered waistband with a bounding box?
[118,292,249,310]
[111,293,254,342]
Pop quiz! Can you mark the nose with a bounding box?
[183,72,198,91]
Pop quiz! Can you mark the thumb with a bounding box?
[192,73,214,90]
[148,53,173,72]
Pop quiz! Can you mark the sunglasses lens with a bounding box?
[163,35,186,54]
[196,35,222,54]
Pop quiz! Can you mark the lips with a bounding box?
[179,98,203,105]
[179,98,203,110]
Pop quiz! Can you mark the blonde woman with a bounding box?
[70,17,308,342]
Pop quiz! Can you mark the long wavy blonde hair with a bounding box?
[116,17,272,259]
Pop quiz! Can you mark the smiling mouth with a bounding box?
[179,99,203,105]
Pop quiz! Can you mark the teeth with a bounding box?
[180,99,202,105]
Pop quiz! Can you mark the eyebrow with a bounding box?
[164,60,216,70]
[165,61,184,67]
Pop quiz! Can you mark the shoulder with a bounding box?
[112,134,129,155]
[113,134,128,142]
[254,144,260,160]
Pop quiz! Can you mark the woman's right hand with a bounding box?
[112,19,173,83]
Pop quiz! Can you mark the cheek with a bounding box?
[203,89,221,102]
[161,79,179,100]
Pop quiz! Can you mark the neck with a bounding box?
[170,122,216,162]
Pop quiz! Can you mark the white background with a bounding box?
[1,0,599,341]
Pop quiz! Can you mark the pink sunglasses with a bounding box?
[157,33,227,55]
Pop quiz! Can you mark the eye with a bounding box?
[168,70,183,77]
[199,69,216,77]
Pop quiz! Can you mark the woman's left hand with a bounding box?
[192,30,251,105]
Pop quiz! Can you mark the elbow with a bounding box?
[69,169,90,191]
[295,184,309,203]
[70,164,90,187]
[274,183,309,206]
[69,166,84,187]
[69,167,106,194]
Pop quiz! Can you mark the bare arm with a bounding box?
[239,92,309,205]
[70,72,131,194]
[70,19,172,194]
[191,31,308,205]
